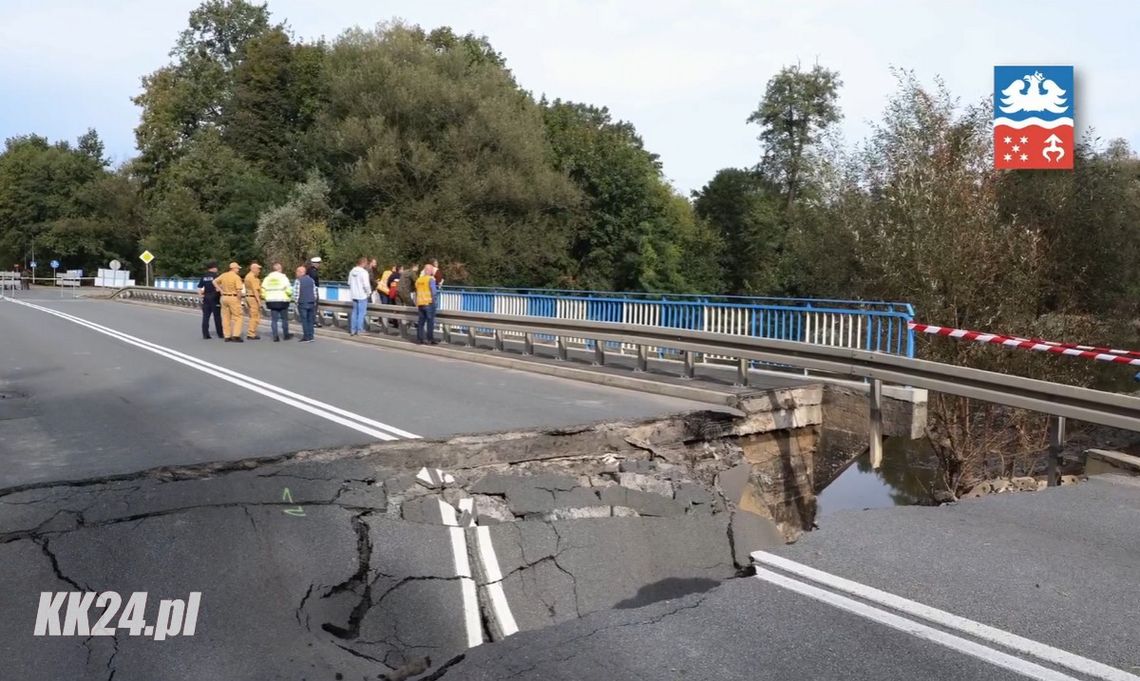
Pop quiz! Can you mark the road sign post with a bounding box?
[139,251,154,288]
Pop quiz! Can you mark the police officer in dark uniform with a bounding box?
[197,260,224,339]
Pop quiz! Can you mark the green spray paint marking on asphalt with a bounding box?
[281,487,306,516]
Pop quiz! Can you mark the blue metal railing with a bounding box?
[153,278,916,357]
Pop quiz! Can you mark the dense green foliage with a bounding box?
[3,0,1139,343]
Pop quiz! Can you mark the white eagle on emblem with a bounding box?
[999,71,1069,114]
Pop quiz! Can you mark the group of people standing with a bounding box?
[198,259,319,343]
[198,256,443,345]
[349,258,442,344]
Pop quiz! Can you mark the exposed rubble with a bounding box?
[0,386,828,680]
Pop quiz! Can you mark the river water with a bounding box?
[817,437,943,515]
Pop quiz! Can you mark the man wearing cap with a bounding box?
[213,262,246,342]
[306,256,323,327]
[243,262,263,340]
[196,260,223,339]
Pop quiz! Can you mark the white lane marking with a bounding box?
[8,298,419,441]
[473,525,519,637]
[753,568,1081,681]
[753,552,1140,681]
[447,525,485,648]
[38,300,420,439]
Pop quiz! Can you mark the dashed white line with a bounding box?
[754,552,1140,681]
[7,297,419,441]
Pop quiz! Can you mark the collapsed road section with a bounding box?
[0,385,847,680]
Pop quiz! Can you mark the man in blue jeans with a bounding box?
[347,256,372,335]
[295,265,317,342]
[415,264,439,344]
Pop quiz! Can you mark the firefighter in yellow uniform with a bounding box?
[213,262,245,342]
[243,262,263,340]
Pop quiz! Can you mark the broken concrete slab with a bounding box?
[716,463,752,507]
[474,515,735,633]
[617,471,674,498]
[729,510,785,568]
[470,473,578,495]
[0,386,832,678]
[473,494,514,524]
[598,486,686,517]
[541,506,612,521]
[415,467,457,489]
[674,482,714,508]
[553,486,601,509]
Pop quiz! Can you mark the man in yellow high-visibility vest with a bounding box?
[414,264,438,345]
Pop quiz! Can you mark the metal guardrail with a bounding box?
[153,277,917,357]
[116,286,1140,436]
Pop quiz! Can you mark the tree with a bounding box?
[133,0,275,186]
[172,0,272,71]
[747,63,842,208]
[315,23,580,286]
[543,100,713,291]
[224,29,326,182]
[0,133,112,272]
[151,130,284,265]
[145,187,227,276]
[995,139,1140,318]
[255,172,333,268]
[692,168,782,294]
[77,129,108,167]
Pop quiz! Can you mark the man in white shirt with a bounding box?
[347,256,372,336]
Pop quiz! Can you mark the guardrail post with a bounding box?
[636,345,648,373]
[523,332,534,355]
[467,326,476,347]
[443,323,452,344]
[735,357,749,386]
[493,329,504,352]
[593,341,605,366]
[1047,415,1066,487]
[869,378,884,469]
[682,350,695,379]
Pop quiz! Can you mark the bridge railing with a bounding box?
[115,286,1140,463]
[153,278,915,358]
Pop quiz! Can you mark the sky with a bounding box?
[1,0,1137,194]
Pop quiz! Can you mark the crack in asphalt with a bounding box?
[403,653,462,681]
[1,499,352,544]
[320,512,376,640]
[104,634,119,681]
[36,536,89,591]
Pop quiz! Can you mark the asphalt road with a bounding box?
[438,475,1140,681]
[0,293,711,488]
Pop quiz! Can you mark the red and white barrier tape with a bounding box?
[908,322,1140,367]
